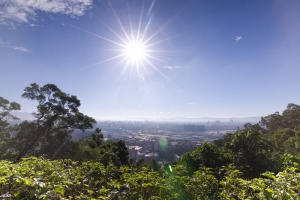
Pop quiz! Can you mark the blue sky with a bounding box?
[1,0,300,120]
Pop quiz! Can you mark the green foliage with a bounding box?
[11,83,96,161]
[182,128,279,180]
[0,96,21,160]
[270,128,295,154]
[219,166,300,199]
[150,159,160,172]
[259,168,300,199]
[244,122,266,134]
[230,129,275,179]
[282,103,300,129]
[260,112,285,133]
[181,167,219,199]
[0,157,119,199]
[260,103,300,132]
[281,154,300,169]
[2,87,300,199]
[265,124,300,155]
[121,165,165,199]
[213,132,234,147]
[0,157,299,199]
[181,142,231,175]
[50,133,130,169]
[0,96,21,123]
[219,166,254,199]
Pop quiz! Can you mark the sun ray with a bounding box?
[141,3,191,45]
[143,54,170,65]
[93,15,129,45]
[66,0,195,88]
[137,0,146,42]
[147,0,156,16]
[143,57,189,97]
[127,8,135,42]
[112,57,132,83]
[143,57,174,84]
[140,0,158,42]
[143,12,155,39]
[109,3,131,42]
[81,54,126,70]
[65,22,127,48]
[143,33,183,49]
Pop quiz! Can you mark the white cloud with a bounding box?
[0,0,93,26]
[163,65,184,69]
[235,35,242,42]
[13,46,30,52]
[163,66,173,69]
[0,39,5,46]
[29,23,39,27]
[0,38,30,52]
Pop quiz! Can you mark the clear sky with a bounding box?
[1,0,300,120]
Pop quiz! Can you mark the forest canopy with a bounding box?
[0,83,300,199]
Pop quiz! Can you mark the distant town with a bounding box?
[72,119,257,162]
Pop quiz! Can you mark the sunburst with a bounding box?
[99,1,166,74]
[124,40,146,64]
[67,0,190,85]
[73,1,173,70]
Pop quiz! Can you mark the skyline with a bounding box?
[1,0,300,120]
[9,110,262,122]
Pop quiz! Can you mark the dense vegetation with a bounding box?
[1,83,300,199]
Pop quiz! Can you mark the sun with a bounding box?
[72,0,181,74]
[125,40,146,63]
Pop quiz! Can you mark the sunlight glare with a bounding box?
[125,40,146,63]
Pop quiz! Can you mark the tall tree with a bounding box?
[0,96,21,141]
[260,103,300,133]
[260,112,285,133]
[0,96,21,159]
[282,103,300,129]
[181,142,231,174]
[15,83,96,161]
[230,129,274,179]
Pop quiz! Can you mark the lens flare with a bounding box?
[168,165,173,172]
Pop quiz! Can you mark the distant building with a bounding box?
[144,152,159,161]
[151,140,159,152]
[128,146,142,160]
[183,124,205,132]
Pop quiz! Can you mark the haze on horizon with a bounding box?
[1,0,300,121]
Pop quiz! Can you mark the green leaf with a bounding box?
[25,178,33,186]
[55,186,65,196]
[263,188,273,199]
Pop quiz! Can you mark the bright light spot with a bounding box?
[125,41,146,62]
[169,165,173,172]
